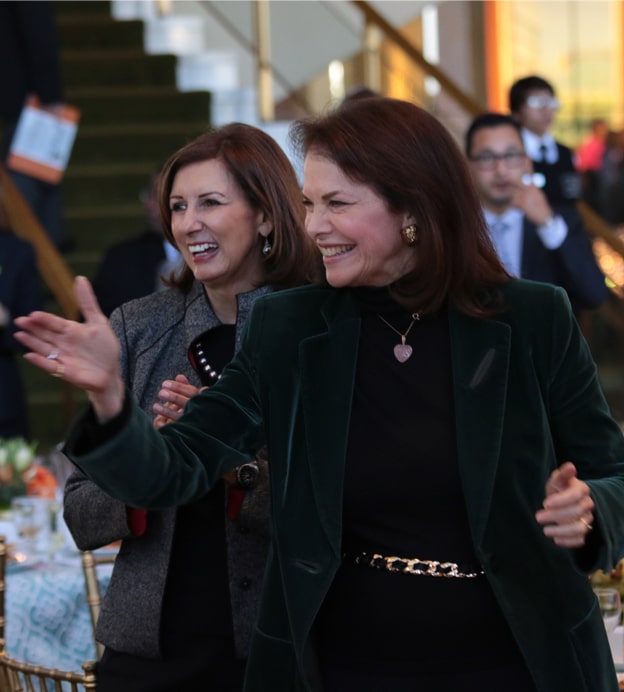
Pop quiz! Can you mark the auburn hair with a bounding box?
[157,123,321,292]
[291,97,509,316]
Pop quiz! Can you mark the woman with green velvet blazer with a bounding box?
[16,98,624,692]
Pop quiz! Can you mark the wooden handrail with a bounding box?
[577,200,624,258]
[0,164,79,320]
[351,0,484,116]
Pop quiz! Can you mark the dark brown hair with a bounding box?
[290,97,509,316]
[158,123,321,292]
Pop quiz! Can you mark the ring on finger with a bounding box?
[51,363,65,378]
[46,350,59,360]
[580,517,593,532]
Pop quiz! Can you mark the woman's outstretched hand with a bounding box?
[14,276,125,422]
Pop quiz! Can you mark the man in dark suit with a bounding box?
[92,172,182,317]
[0,1,66,249]
[0,229,42,439]
[465,112,609,316]
[509,75,581,210]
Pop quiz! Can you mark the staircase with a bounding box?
[22,0,213,452]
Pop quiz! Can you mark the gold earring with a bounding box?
[400,224,417,246]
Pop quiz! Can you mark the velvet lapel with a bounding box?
[299,291,360,560]
[449,307,511,546]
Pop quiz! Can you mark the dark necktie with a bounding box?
[539,143,548,163]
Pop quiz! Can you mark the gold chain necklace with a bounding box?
[377,312,421,363]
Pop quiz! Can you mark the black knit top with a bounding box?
[315,288,535,689]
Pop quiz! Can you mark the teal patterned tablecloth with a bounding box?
[5,556,112,673]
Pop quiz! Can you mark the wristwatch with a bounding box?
[236,460,260,490]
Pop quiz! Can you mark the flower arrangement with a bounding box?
[0,438,36,484]
[0,439,59,510]
[0,438,36,508]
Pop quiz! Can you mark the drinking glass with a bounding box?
[594,587,622,632]
[47,489,65,559]
[10,496,50,556]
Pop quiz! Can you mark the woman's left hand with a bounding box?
[535,461,595,548]
[152,374,201,429]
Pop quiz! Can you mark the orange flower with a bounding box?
[23,465,58,500]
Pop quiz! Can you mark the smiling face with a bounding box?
[169,158,270,296]
[302,151,416,287]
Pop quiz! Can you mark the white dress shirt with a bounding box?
[521,129,558,164]
[484,208,568,277]
[484,209,524,277]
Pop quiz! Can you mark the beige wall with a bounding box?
[485,1,624,147]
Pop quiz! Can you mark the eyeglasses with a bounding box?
[469,151,526,171]
[525,95,560,110]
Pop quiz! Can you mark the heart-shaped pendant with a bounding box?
[393,344,413,363]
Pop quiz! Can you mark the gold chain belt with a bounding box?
[344,551,484,579]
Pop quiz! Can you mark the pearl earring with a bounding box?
[262,237,272,256]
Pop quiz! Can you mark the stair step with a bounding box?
[71,125,204,166]
[61,167,156,207]
[63,204,146,253]
[55,0,111,17]
[67,88,212,127]
[57,17,145,51]
[76,122,208,136]
[66,162,160,176]
[62,51,177,88]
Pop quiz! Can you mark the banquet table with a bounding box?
[4,545,113,674]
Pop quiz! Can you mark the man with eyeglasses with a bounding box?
[465,112,609,316]
[509,75,581,209]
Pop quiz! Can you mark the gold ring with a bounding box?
[51,363,65,378]
[580,518,593,531]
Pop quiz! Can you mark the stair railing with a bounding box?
[351,0,484,116]
[0,163,78,320]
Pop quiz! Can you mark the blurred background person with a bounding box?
[465,112,609,317]
[595,129,624,226]
[0,1,67,250]
[509,75,581,210]
[62,123,321,692]
[91,169,183,317]
[0,225,42,439]
[576,117,610,213]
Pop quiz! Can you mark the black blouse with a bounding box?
[315,288,535,689]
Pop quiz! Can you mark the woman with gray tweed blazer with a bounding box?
[62,124,320,692]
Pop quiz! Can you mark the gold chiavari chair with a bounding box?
[0,536,6,642]
[0,641,96,691]
[80,551,116,661]
[0,536,97,691]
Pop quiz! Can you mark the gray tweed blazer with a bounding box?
[63,281,272,659]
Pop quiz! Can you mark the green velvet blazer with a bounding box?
[69,279,624,692]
